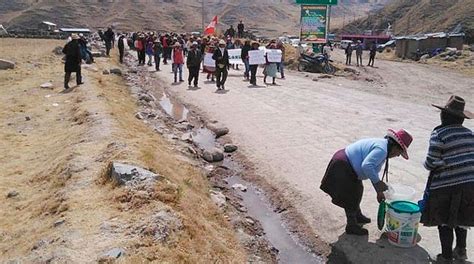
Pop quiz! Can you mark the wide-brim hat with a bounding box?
[432,95,473,119]
[71,33,79,40]
[218,40,226,45]
[173,42,181,47]
[386,129,413,160]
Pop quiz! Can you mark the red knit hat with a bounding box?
[386,129,413,160]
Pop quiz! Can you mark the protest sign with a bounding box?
[228,49,244,65]
[203,53,215,67]
[266,49,282,63]
[249,50,266,65]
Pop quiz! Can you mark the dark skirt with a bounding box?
[320,149,363,212]
[421,182,474,227]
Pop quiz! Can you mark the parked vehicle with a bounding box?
[298,53,336,74]
[340,40,353,50]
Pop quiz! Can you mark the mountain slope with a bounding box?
[340,0,474,42]
[0,0,392,36]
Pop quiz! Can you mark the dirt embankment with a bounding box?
[0,38,248,263]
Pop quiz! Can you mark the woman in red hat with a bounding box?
[320,129,413,235]
[421,95,474,263]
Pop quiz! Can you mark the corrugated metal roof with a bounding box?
[59,28,91,33]
[341,34,391,39]
[394,32,464,40]
[42,21,56,26]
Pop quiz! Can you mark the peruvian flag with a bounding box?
[204,16,218,36]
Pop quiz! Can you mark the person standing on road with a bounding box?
[263,43,278,85]
[345,43,353,65]
[241,40,251,81]
[153,39,163,71]
[355,41,363,67]
[135,34,146,65]
[249,41,260,86]
[420,95,474,263]
[320,129,413,235]
[171,42,185,83]
[203,42,216,82]
[145,35,155,66]
[103,27,115,57]
[368,43,377,67]
[186,42,202,88]
[212,40,230,90]
[118,35,125,64]
[62,34,83,89]
[237,20,245,38]
[276,40,285,79]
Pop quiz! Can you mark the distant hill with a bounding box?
[339,0,474,43]
[0,0,392,37]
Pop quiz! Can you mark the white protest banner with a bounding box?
[266,49,282,63]
[203,53,215,67]
[249,50,266,65]
[228,49,244,65]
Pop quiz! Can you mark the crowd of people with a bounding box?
[345,40,377,67]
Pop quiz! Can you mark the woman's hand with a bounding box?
[377,192,386,203]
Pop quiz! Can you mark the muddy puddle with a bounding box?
[159,93,189,121]
[226,175,323,264]
[191,127,216,151]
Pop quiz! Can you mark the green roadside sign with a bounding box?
[295,0,338,5]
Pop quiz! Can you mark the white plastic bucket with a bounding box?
[385,201,421,248]
[384,184,417,202]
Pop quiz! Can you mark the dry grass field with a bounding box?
[0,38,246,263]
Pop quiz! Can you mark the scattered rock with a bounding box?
[138,93,156,102]
[365,78,374,82]
[31,239,47,250]
[139,209,183,242]
[0,59,15,70]
[25,116,31,121]
[343,67,358,74]
[102,247,126,259]
[102,69,110,75]
[232,183,248,192]
[245,217,255,225]
[224,144,238,153]
[305,74,309,77]
[446,56,456,62]
[201,148,224,162]
[312,77,319,82]
[208,126,229,138]
[420,54,430,60]
[135,112,144,120]
[181,133,193,143]
[109,162,162,186]
[110,68,122,75]
[52,46,63,55]
[318,74,332,79]
[40,82,54,89]
[53,219,65,227]
[91,51,104,57]
[455,51,462,56]
[237,206,248,213]
[6,190,19,198]
[210,190,226,207]
[187,146,198,155]
[470,44,474,52]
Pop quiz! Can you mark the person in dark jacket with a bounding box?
[237,21,245,38]
[62,34,83,89]
[249,41,260,86]
[368,43,377,67]
[103,27,115,56]
[153,39,163,71]
[345,43,353,65]
[355,41,363,67]
[186,42,202,88]
[224,25,236,38]
[118,35,125,63]
[421,96,474,263]
[241,40,251,80]
[212,40,230,90]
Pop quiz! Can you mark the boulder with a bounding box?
[40,82,54,89]
[102,69,110,75]
[210,190,226,207]
[138,93,156,102]
[135,112,144,120]
[181,133,193,143]
[446,56,456,62]
[140,209,183,242]
[102,248,126,259]
[6,190,19,198]
[110,68,122,75]
[52,46,63,55]
[201,148,224,162]
[224,144,238,153]
[232,183,247,192]
[420,54,430,60]
[109,162,161,186]
[208,126,229,138]
[455,51,462,56]
[0,59,15,70]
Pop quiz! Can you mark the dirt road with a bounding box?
[151,52,474,263]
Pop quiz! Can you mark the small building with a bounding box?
[39,21,57,32]
[395,32,465,59]
[59,28,91,37]
[340,34,391,49]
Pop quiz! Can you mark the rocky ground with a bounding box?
[0,38,282,263]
